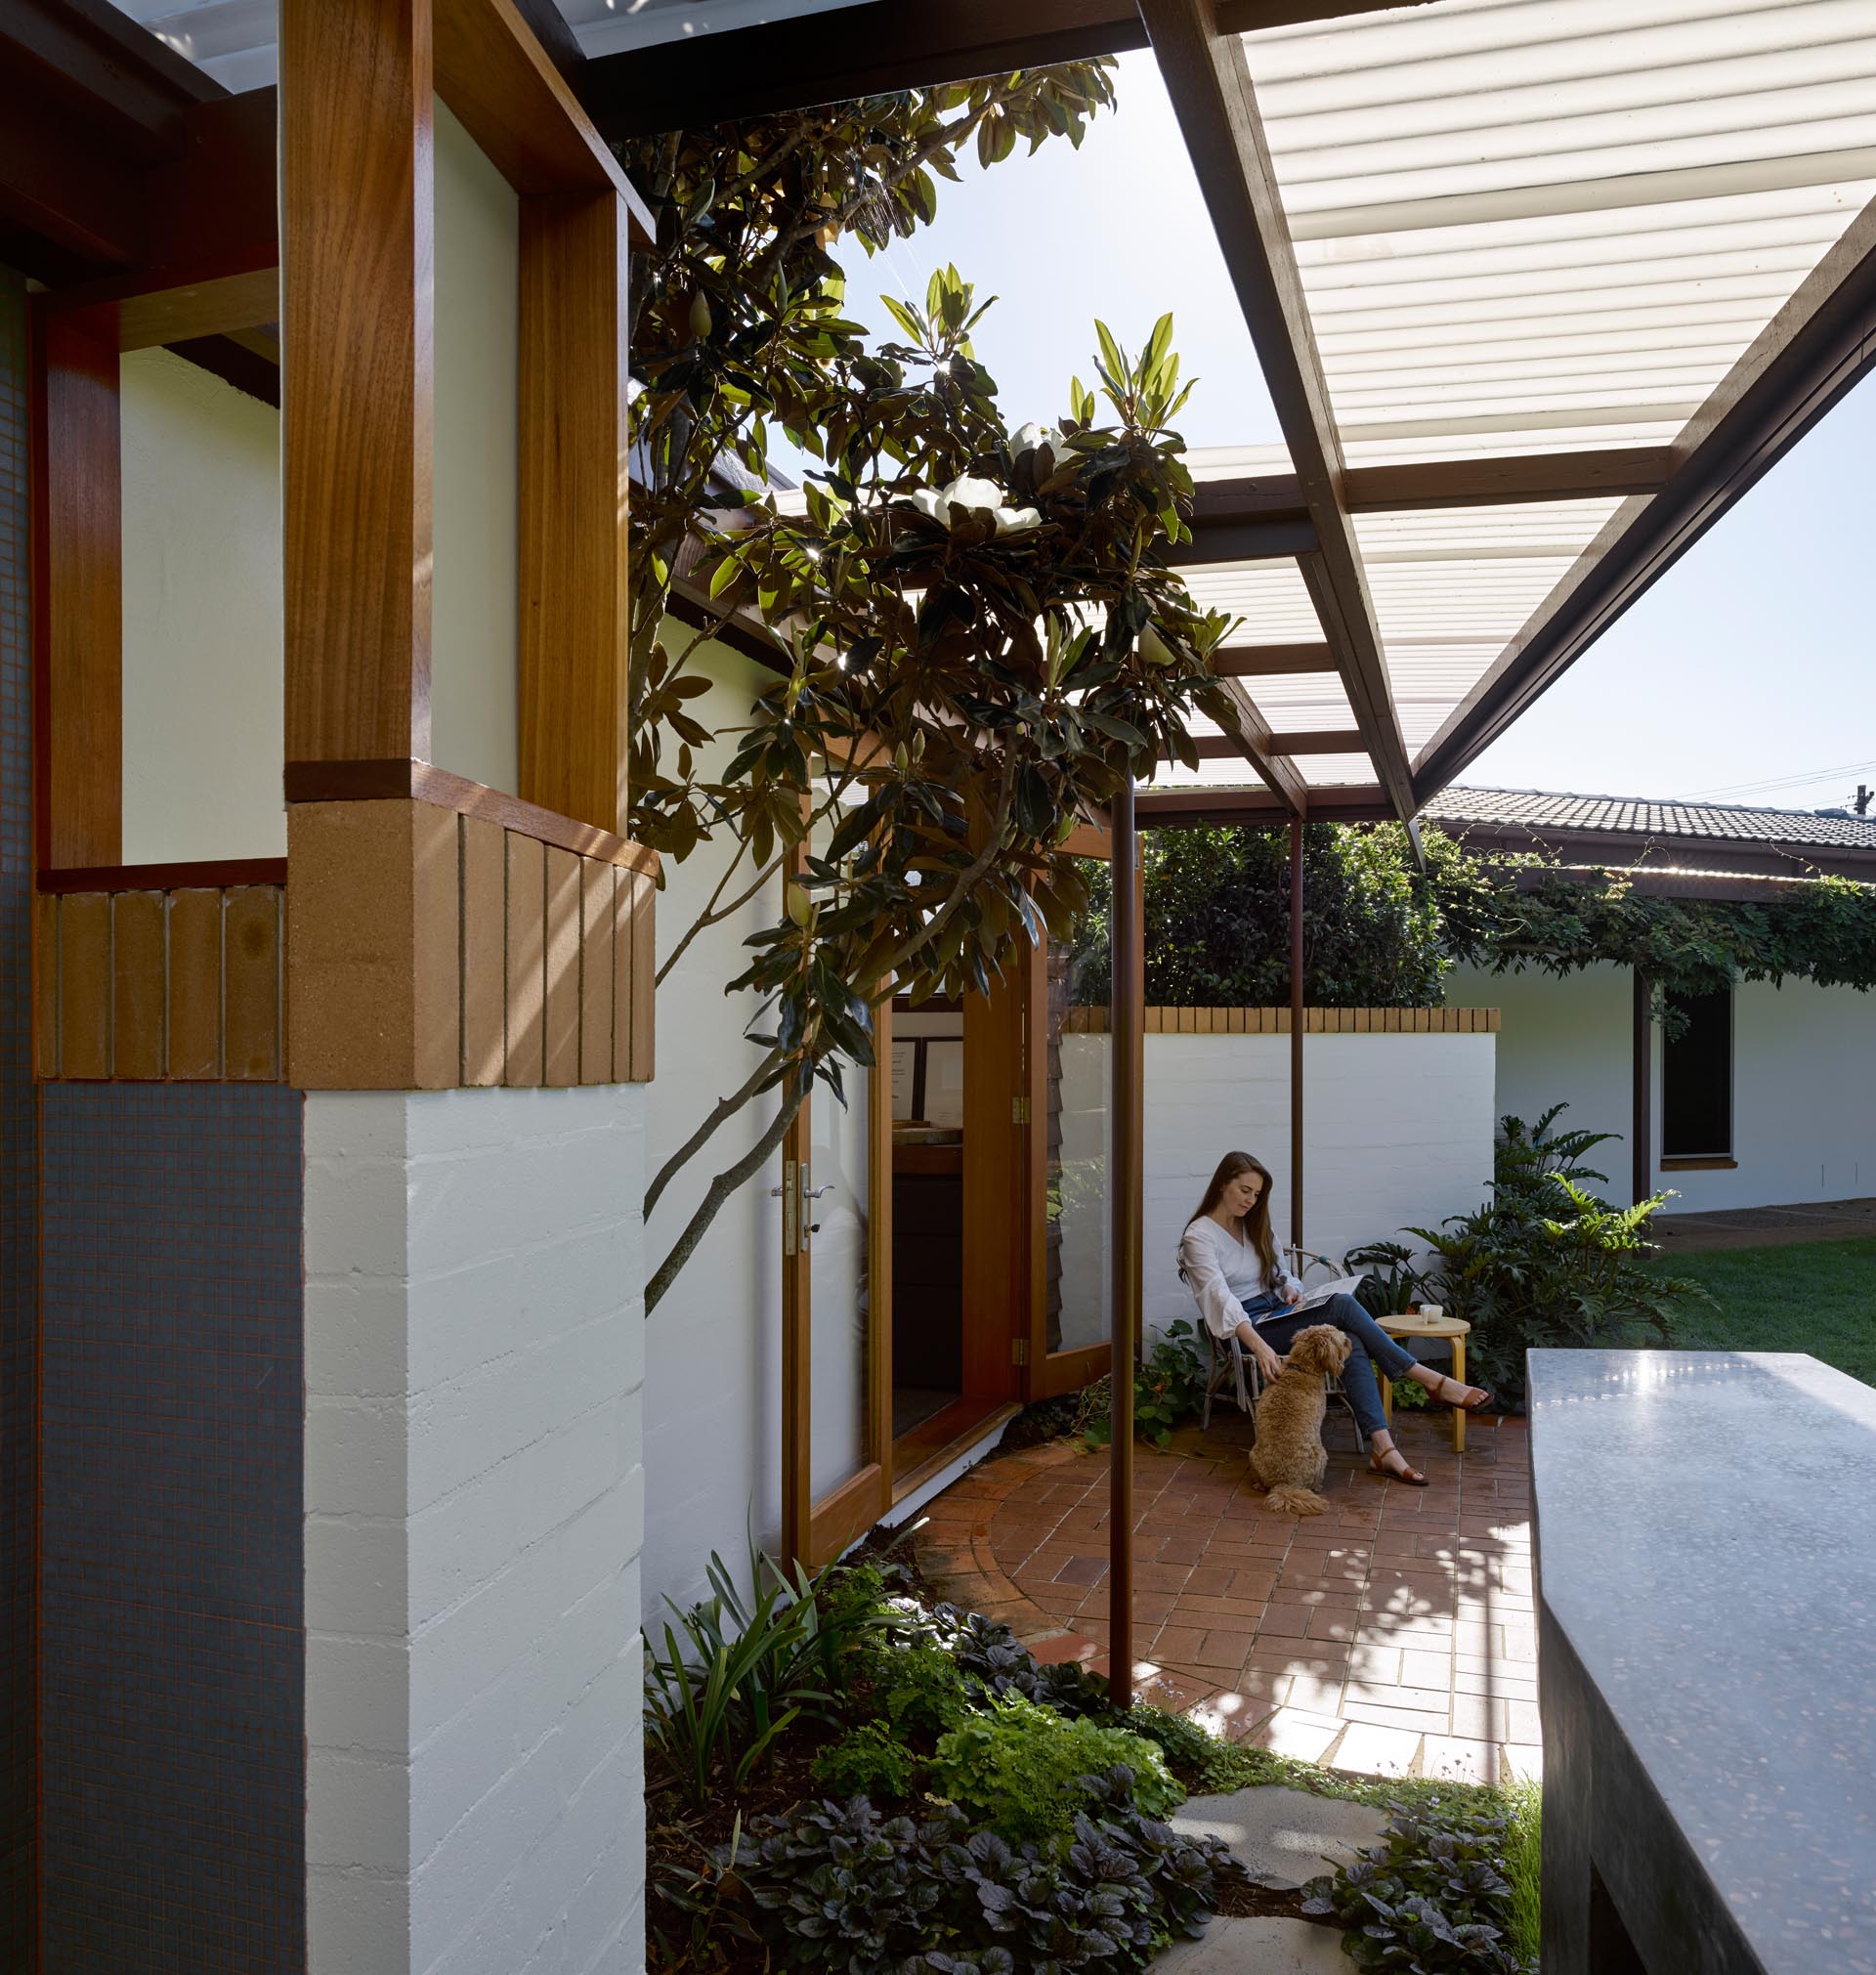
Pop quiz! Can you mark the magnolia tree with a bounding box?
[619,88,1240,1311]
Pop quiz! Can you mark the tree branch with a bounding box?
[657,850,783,987]
[870,754,1019,988]
[645,1080,808,1316]
[644,1045,786,1221]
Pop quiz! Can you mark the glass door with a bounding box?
[1027,852,1115,1399]
[779,809,891,1569]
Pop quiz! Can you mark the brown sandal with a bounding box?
[1370,1447,1429,1487]
[1425,1370,1494,1412]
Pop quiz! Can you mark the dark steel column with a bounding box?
[1107,779,1142,1709]
[1632,969,1651,1207]
[1290,818,1304,1249]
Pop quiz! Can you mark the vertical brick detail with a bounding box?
[461,814,505,1087]
[166,889,222,1079]
[628,871,656,1083]
[286,800,459,1089]
[544,843,580,1087]
[0,256,35,1971]
[504,831,545,1087]
[58,892,109,1078]
[224,885,281,1080]
[110,889,166,1080]
[611,864,631,1083]
[40,1083,305,1974]
[579,856,613,1085]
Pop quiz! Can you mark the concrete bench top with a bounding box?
[1529,1349,1876,1973]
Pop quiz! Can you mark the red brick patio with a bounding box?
[912,1409,1538,1788]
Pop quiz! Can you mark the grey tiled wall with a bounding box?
[39,1084,306,1973]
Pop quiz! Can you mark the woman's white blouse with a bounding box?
[1177,1217,1302,1342]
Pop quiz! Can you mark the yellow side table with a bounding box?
[1378,1310,1473,1453]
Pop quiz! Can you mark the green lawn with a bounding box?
[1653,1237,1876,1386]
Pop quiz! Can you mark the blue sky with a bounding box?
[820,51,1876,816]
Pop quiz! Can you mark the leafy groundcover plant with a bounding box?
[1076,1318,1211,1449]
[648,1559,1249,1973]
[1409,1104,1712,1410]
[1302,1798,1537,1975]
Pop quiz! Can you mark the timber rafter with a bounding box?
[1138,0,1417,824]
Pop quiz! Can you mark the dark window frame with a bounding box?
[1660,986,1734,1163]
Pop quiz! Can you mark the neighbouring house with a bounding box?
[1433,788,1876,1212]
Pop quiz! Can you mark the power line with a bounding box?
[1679,756,1876,802]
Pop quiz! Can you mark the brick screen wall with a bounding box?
[0,262,35,1971]
[39,1083,306,1972]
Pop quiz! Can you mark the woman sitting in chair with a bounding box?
[1178,1150,1490,1486]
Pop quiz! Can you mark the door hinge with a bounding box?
[1011,1338,1030,1367]
[1011,1095,1030,1126]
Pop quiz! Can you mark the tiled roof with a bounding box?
[1427,788,1876,853]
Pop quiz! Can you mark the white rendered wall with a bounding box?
[1131,1032,1496,1339]
[1445,961,1633,1167]
[120,346,284,861]
[304,1086,647,1975]
[640,640,787,1615]
[431,102,520,796]
[1716,979,1876,1209]
[1450,963,1876,1213]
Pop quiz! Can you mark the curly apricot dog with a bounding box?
[1249,1323,1353,1517]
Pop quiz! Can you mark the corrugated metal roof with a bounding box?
[1151,0,1876,799]
[1426,785,1876,848]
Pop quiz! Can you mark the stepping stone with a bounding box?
[1170,1784,1385,1889]
[1153,1915,1350,1972]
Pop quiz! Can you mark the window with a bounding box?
[1661,989,1732,1162]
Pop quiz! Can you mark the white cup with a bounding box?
[1417,1304,1443,1322]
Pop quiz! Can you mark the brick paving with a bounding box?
[912,1409,1539,1788]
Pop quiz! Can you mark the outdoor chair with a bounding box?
[1195,1245,1365,1453]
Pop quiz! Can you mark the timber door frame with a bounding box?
[780,996,893,1572]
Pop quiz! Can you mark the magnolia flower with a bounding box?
[1009,420,1068,460]
[908,472,1042,536]
[1139,623,1179,668]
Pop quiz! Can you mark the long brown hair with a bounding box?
[1185,1151,1279,1283]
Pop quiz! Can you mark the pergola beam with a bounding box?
[1192,448,1675,527]
[1136,783,1395,826]
[1347,447,1674,512]
[1196,679,1309,812]
[1140,0,1416,824]
[1268,729,1366,755]
[1211,642,1338,676]
[1415,191,1876,797]
[1174,516,1317,565]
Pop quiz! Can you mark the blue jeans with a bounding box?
[1244,1292,1421,1440]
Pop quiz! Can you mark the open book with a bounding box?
[1285,1273,1367,1316]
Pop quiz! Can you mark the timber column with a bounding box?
[281,0,658,1968]
[1107,780,1144,1708]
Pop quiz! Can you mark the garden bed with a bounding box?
[643,1537,1539,1973]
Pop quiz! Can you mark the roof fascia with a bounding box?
[1437,821,1876,882]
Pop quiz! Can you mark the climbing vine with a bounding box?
[1069,822,1876,1007]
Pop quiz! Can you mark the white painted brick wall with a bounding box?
[1058,1032,1496,1338]
[306,1086,647,1975]
[1449,961,1876,1213]
[641,643,787,1616]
